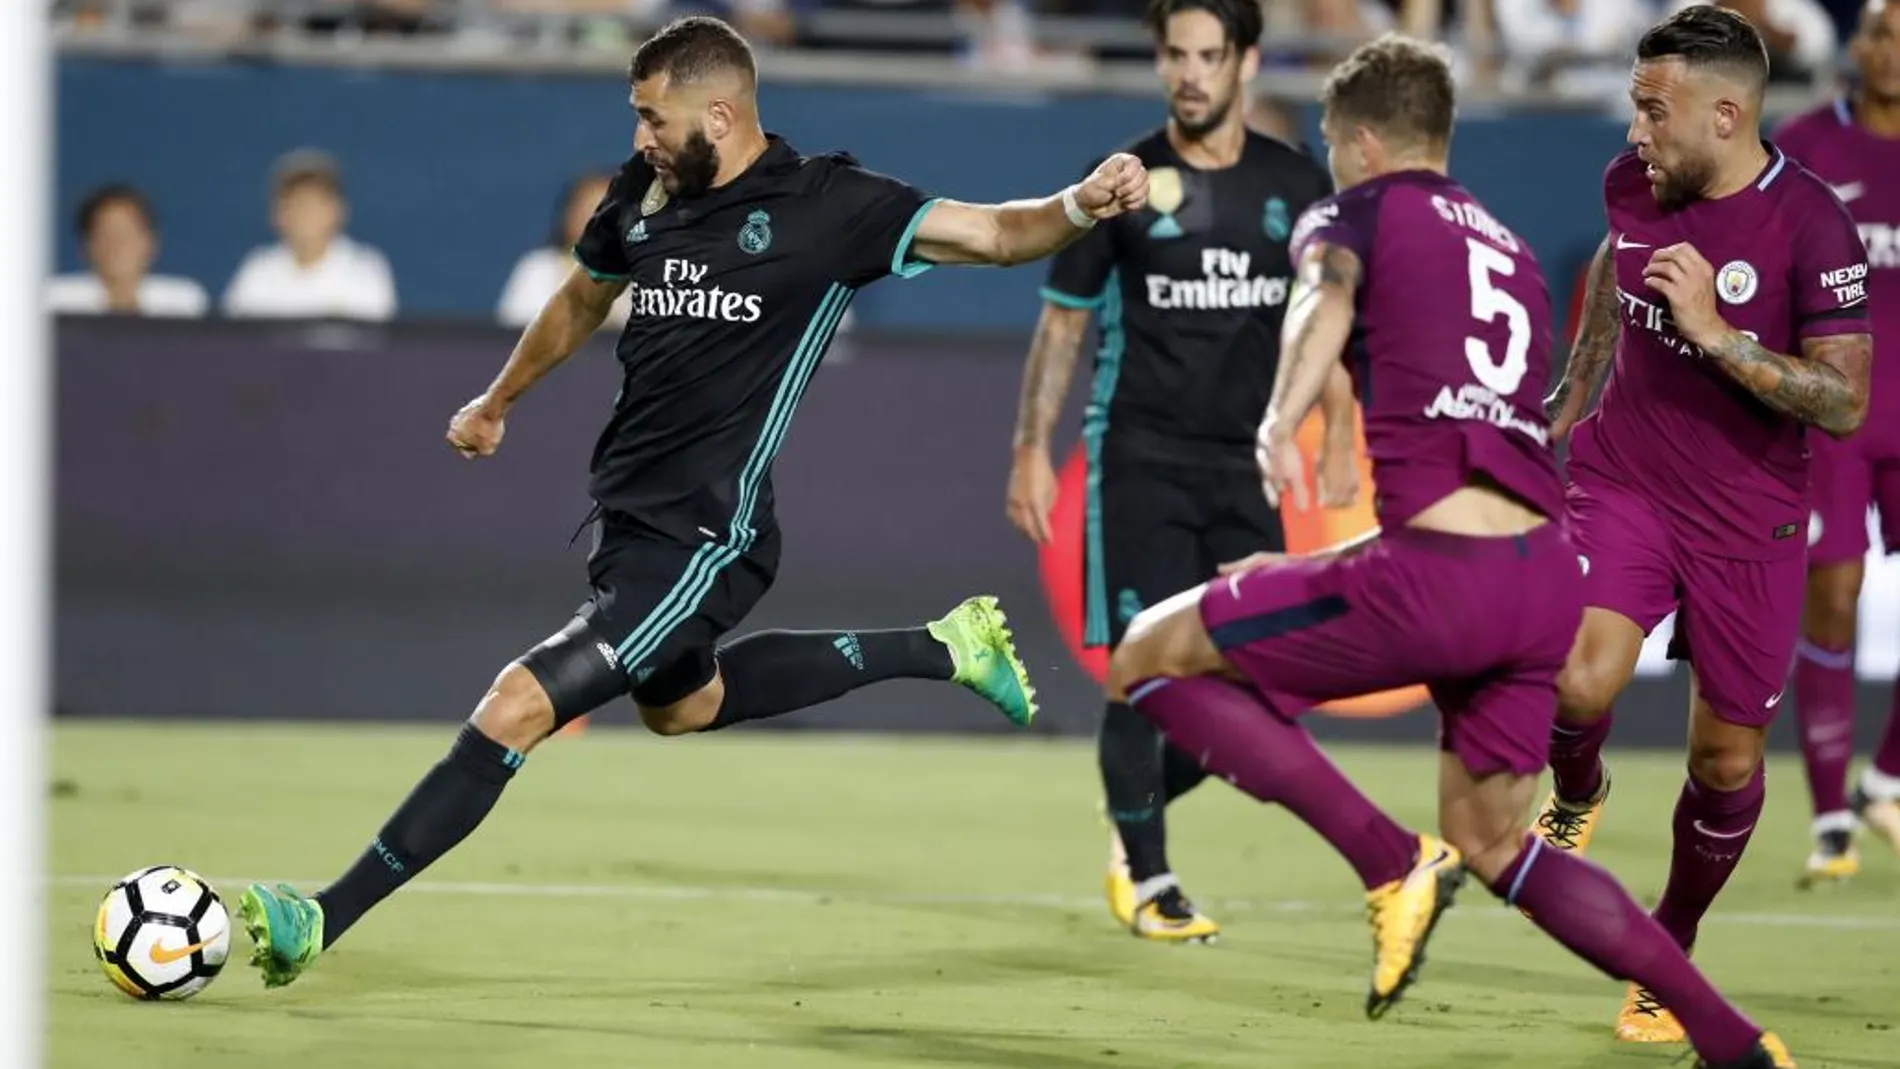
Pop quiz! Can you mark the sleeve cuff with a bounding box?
[1039,286,1103,310]
[889,198,943,280]
[572,245,630,282]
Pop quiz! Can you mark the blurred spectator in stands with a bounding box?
[490,0,798,48]
[1303,0,1452,46]
[46,183,208,318]
[497,170,633,328]
[1492,0,1651,96]
[1668,0,1840,81]
[1245,94,1301,142]
[223,150,397,321]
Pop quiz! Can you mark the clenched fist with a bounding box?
[447,394,507,459]
[1072,153,1149,221]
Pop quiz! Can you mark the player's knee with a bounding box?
[1555,658,1619,721]
[472,663,557,753]
[1804,574,1860,648]
[1105,630,1159,703]
[637,679,723,736]
[1686,743,1761,793]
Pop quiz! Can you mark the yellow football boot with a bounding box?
[1796,822,1860,888]
[1129,884,1220,944]
[1535,769,1612,854]
[1615,982,1688,1043]
[1363,834,1465,1019]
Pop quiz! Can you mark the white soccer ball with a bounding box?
[93,865,231,1000]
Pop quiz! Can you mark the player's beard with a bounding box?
[1652,151,1717,211]
[665,127,721,198]
[1170,88,1236,140]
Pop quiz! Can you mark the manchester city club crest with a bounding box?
[1263,197,1290,241]
[739,209,773,255]
[640,177,668,217]
[1146,166,1185,239]
[1716,259,1758,305]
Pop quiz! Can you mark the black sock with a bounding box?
[1099,700,1172,881]
[313,724,522,948]
[702,627,954,731]
[1162,740,1211,802]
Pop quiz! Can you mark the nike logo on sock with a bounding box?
[1691,820,1756,840]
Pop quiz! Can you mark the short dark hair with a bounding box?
[1143,0,1262,52]
[75,183,153,240]
[630,16,757,86]
[1636,5,1770,93]
[1320,34,1456,151]
[272,148,344,199]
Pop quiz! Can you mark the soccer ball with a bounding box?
[93,865,230,1000]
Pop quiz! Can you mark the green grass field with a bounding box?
[46,721,1900,1069]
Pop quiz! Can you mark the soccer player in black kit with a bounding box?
[235,15,1150,988]
[1005,0,1345,941]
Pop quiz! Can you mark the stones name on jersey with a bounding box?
[1143,247,1290,311]
[629,257,766,323]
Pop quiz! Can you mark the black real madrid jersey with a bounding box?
[1042,128,1332,470]
[572,135,934,550]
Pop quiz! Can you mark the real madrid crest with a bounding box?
[739,209,773,255]
[1716,259,1758,305]
[1147,167,1185,217]
[640,177,669,217]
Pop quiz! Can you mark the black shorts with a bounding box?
[520,511,778,723]
[1084,454,1284,648]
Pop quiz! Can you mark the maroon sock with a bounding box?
[1794,639,1857,817]
[1128,675,1415,890]
[1489,836,1761,1065]
[1874,685,1900,780]
[1547,712,1611,803]
[1652,765,1766,950]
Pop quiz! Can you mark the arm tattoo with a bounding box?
[1271,243,1362,428]
[1011,306,1090,449]
[1703,331,1872,436]
[1547,235,1619,421]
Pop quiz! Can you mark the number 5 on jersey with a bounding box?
[1463,236,1531,395]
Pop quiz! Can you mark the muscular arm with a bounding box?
[1319,364,1357,455]
[907,196,1095,269]
[907,154,1144,269]
[1264,241,1362,436]
[481,266,627,409]
[1545,233,1619,426]
[1011,303,1091,451]
[1699,330,1872,438]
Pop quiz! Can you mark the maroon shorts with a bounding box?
[1565,471,1804,727]
[1198,524,1585,777]
[1808,417,1900,567]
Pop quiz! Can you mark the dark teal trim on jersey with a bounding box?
[889,198,944,280]
[1081,267,1124,648]
[1039,286,1104,311]
[615,541,742,674]
[571,244,630,282]
[728,282,856,552]
[613,283,855,678]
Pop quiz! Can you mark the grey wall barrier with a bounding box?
[55,318,1897,750]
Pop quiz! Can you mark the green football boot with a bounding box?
[927,595,1039,727]
[237,882,325,988]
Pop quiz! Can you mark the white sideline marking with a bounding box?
[48,875,1900,931]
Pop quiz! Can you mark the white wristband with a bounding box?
[1061,185,1096,229]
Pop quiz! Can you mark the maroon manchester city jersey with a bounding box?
[1569,146,1872,560]
[1775,98,1900,426]
[1289,169,1564,530]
